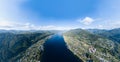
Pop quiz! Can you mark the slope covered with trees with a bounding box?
[0,30,54,62]
[63,29,120,62]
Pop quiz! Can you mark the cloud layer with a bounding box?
[0,21,73,30]
[0,17,120,30]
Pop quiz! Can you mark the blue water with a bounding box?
[41,34,83,62]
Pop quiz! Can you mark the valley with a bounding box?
[41,34,82,62]
[0,28,120,62]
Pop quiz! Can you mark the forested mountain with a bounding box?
[63,29,120,62]
[88,28,120,43]
[0,30,54,62]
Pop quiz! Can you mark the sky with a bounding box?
[0,0,120,30]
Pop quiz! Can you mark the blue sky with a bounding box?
[0,0,120,30]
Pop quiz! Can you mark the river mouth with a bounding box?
[41,34,82,62]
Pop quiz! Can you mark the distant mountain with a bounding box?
[0,30,54,62]
[63,29,120,62]
[87,28,120,43]
[87,29,108,34]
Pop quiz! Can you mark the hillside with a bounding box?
[88,28,120,43]
[0,30,54,62]
[63,29,120,62]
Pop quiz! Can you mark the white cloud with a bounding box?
[0,21,34,30]
[90,20,120,29]
[77,17,120,29]
[77,17,94,25]
[38,25,73,30]
[104,20,120,29]
[0,21,73,30]
[1,20,120,30]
